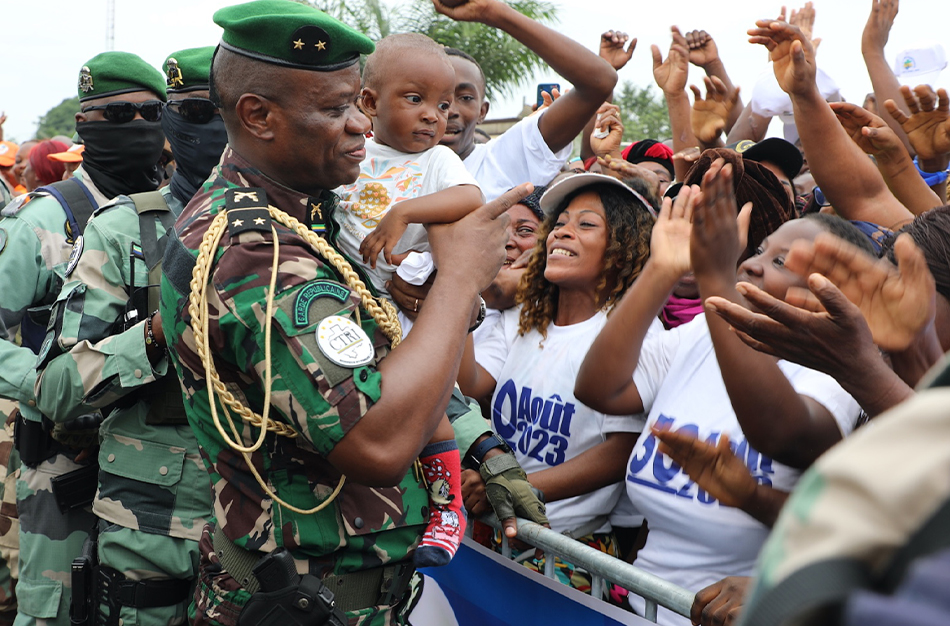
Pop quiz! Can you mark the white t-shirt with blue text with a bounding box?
[625,314,861,626]
[476,307,660,535]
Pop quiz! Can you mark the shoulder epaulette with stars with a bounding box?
[225,187,272,238]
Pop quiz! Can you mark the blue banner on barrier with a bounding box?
[419,537,653,626]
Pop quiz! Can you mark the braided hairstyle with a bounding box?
[517,183,655,338]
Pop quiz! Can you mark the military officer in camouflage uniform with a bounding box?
[160,2,546,625]
[0,52,167,626]
[0,399,19,626]
[34,48,227,626]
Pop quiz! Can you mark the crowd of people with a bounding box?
[0,0,948,625]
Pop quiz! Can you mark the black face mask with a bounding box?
[75,120,166,199]
[161,107,228,204]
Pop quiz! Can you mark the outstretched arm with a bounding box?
[360,184,482,267]
[575,186,697,414]
[527,432,637,502]
[691,159,845,469]
[830,101,936,217]
[748,19,907,226]
[653,27,699,182]
[433,0,617,154]
[861,0,914,154]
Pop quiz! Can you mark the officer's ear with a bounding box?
[235,93,277,141]
[360,87,379,118]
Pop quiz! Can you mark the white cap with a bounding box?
[894,44,947,88]
[750,67,842,118]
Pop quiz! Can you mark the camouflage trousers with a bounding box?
[95,520,198,626]
[0,414,21,626]
[13,452,96,626]
[190,524,418,626]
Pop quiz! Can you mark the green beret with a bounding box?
[78,51,167,102]
[164,47,216,93]
[213,0,374,71]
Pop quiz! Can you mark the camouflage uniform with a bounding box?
[161,147,492,626]
[34,185,211,626]
[0,399,20,626]
[0,169,108,626]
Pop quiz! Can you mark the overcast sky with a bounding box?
[3,0,948,143]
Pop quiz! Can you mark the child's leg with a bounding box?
[414,417,466,567]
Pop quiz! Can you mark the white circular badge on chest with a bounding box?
[315,315,375,368]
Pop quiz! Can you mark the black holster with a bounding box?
[70,534,98,626]
[237,549,347,626]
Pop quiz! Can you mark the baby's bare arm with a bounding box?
[392,184,483,225]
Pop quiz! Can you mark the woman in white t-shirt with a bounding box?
[575,161,867,625]
[458,172,658,595]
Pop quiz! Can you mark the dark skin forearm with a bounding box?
[873,148,943,216]
[527,432,637,502]
[328,274,478,485]
[479,2,617,153]
[575,260,678,415]
[792,86,907,226]
[744,483,789,528]
[862,48,913,155]
[888,322,945,389]
[699,275,844,469]
[668,91,699,182]
[726,103,770,144]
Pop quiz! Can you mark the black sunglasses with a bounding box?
[82,100,164,123]
[165,98,219,124]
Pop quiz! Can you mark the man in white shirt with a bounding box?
[431,0,618,199]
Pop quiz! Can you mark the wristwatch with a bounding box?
[465,432,512,469]
[467,297,487,334]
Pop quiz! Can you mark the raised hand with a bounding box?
[430,0,496,23]
[690,159,752,284]
[691,76,741,144]
[532,86,561,114]
[600,29,637,71]
[789,2,821,50]
[597,155,662,199]
[684,29,719,69]
[652,26,690,96]
[748,20,817,98]
[589,102,624,158]
[783,231,936,352]
[830,101,904,158]
[885,85,950,166]
[650,183,698,279]
[862,0,898,53]
[653,427,758,510]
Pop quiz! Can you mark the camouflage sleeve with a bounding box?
[0,215,48,405]
[210,239,384,458]
[34,217,166,422]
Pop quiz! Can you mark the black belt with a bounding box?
[212,525,415,612]
[98,566,192,609]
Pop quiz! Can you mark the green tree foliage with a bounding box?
[311,0,558,101]
[614,82,671,142]
[36,97,80,140]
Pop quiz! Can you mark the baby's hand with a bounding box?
[360,208,410,268]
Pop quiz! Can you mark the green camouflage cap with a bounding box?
[78,51,167,102]
[213,0,374,71]
[164,47,216,93]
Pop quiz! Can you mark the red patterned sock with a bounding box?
[414,440,466,567]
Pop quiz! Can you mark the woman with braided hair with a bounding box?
[457,172,657,596]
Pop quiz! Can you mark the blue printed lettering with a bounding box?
[559,403,575,436]
[492,380,518,441]
[517,386,533,427]
[545,435,568,466]
[530,397,544,425]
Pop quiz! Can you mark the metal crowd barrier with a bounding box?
[481,514,694,623]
